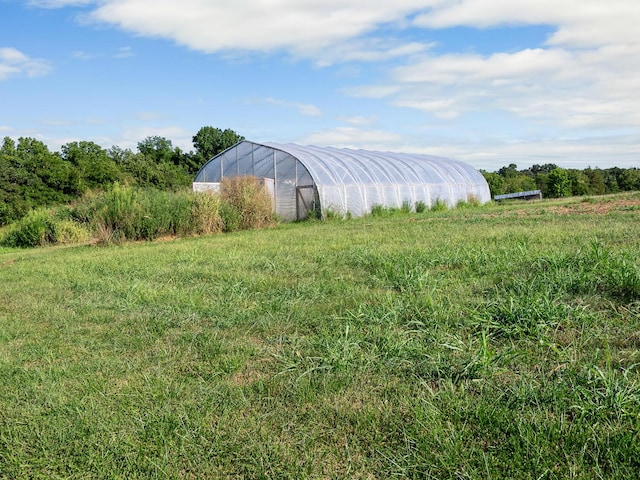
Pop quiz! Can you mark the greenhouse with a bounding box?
[193,141,491,221]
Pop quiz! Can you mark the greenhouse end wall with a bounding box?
[193,141,491,220]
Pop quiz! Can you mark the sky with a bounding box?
[1,0,639,171]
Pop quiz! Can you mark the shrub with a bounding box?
[0,209,55,248]
[323,206,348,220]
[430,198,448,211]
[220,176,273,230]
[52,220,91,244]
[467,194,481,207]
[0,209,90,248]
[415,201,427,213]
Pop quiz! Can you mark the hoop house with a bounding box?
[193,141,490,221]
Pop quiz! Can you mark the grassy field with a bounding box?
[1,193,639,479]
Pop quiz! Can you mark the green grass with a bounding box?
[1,193,639,478]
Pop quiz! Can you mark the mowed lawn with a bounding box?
[1,193,639,479]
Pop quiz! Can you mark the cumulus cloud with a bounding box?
[0,47,51,80]
[72,0,436,63]
[413,0,640,48]
[344,1,640,133]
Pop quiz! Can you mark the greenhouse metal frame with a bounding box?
[193,141,491,221]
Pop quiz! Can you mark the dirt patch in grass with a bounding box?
[489,197,640,219]
[552,198,640,215]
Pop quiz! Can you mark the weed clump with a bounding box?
[430,198,448,211]
[220,176,274,230]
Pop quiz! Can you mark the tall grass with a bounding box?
[220,175,274,230]
[1,180,273,247]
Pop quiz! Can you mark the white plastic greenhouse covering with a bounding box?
[193,141,491,221]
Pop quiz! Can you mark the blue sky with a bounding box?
[1,0,639,171]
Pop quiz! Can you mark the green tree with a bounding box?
[619,168,640,191]
[481,171,506,197]
[604,167,625,193]
[137,136,175,164]
[192,127,244,162]
[568,169,590,196]
[61,141,122,191]
[504,174,536,194]
[136,136,200,176]
[535,173,549,197]
[546,167,572,198]
[527,163,559,176]
[584,168,606,195]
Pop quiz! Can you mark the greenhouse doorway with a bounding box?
[296,185,318,220]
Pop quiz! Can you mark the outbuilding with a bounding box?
[193,141,490,220]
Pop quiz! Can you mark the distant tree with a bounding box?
[619,168,640,191]
[604,168,621,193]
[192,127,244,162]
[61,141,122,191]
[481,171,506,197]
[504,174,536,194]
[546,168,572,198]
[527,163,559,177]
[0,137,18,225]
[584,168,606,195]
[498,163,519,178]
[137,136,175,164]
[568,169,590,196]
[136,136,201,176]
[535,173,549,197]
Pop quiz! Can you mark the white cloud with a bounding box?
[0,47,51,80]
[302,127,403,149]
[113,46,134,58]
[413,0,640,48]
[72,50,99,60]
[27,0,93,7]
[74,0,437,62]
[72,46,134,60]
[348,0,640,132]
[337,115,379,127]
[256,98,323,117]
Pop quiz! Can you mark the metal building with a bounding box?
[193,141,491,220]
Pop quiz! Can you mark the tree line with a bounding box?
[481,163,640,199]
[0,127,243,226]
